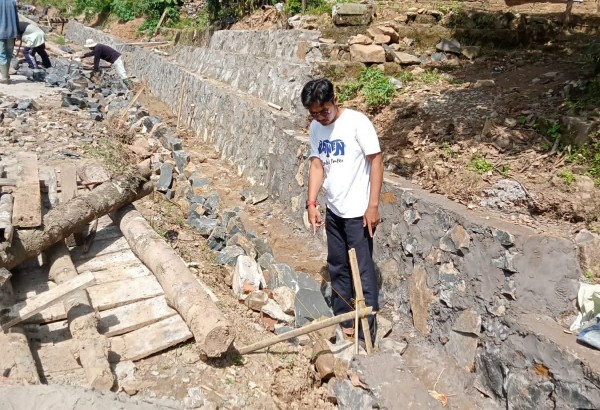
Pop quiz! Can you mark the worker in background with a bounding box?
[81,39,133,89]
[0,0,19,84]
[18,21,52,69]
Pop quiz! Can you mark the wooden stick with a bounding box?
[349,248,373,354]
[267,102,282,111]
[239,307,373,355]
[152,8,169,37]
[121,84,146,120]
[0,194,14,243]
[0,178,16,186]
[1,271,96,331]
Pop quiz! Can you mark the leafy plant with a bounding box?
[467,155,493,174]
[338,68,397,108]
[558,170,575,185]
[546,121,561,142]
[499,164,510,177]
[584,270,594,281]
[285,0,331,15]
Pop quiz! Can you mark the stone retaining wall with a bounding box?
[66,22,600,407]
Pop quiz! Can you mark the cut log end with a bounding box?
[202,326,235,358]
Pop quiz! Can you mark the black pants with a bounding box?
[24,44,51,69]
[326,207,378,341]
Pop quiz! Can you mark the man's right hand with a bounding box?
[308,206,323,235]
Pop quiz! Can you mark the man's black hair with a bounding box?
[301,78,335,108]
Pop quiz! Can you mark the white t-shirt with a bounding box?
[309,109,381,218]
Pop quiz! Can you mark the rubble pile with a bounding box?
[15,57,131,122]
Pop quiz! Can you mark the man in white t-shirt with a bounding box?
[301,78,384,343]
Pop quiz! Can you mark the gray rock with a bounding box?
[377,338,408,355]
[203,193,221,216]
[446,330,478,371]
[61,94,87,109]
[436,39,461,54]
[226,215,245,236]
[506,373,554,410]
[493,229,515,247]
[156,163,174,192]
[481,179,527,208]
[402,236,419,256]
[268,263,299,291]
[226,232,257,259]
[452,309,482,335]
[431,52,447,62]
[328,379,377,410]
[439,225,471,254]
[190,175,210,191]
[492,250,517,272]
[172,150,190,174]
[215,245,245,266]
[461,46,481,60]
[160,133,182,152]
[474,346,507,399]
[187,212,218,237]
[297,272,320,291]
[394,51,421,65]
[332,3,373,26]
[554,380,600,409]
[142,115,161,131]
[403,209,421,224]
[251,236,272,257]
[295,288,333,326]
[258,252,275,271]
[502,278,517,300]
[89,111,103,121]
[207,226,227,251]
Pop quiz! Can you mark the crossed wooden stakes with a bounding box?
[239,248,374,355]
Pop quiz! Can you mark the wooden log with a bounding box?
[112,206,234,358]
[348,248,373,354]
[0,194,14,243]
[48,242,115,390]
[239,307,374,355]
[1,271,96,331]
[0,268,40,384]
[0,173,153,271]
[59,164,78,204]
[12,152,42,228]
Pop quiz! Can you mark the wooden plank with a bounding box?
[12,152,41,228]
[98,296,177,337]
[1,271,96,330]
[69,236,130,261]
[74,249,140,272]
[87,275,164,311]
[92,264,151,284]
[23,275,164,324]
[109,315,192,362]
[0,193,14,242]
[59,163,78,203]
[25,320,71,344]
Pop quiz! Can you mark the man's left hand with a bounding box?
[363,205,380,238]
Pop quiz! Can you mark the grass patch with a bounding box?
[467,154,493,174]
[584,270,594,281]
[82,136,136,177]
[558,170,575,185]
[338,67,397,108]
[54,35,66,45]
[396,68,446,87]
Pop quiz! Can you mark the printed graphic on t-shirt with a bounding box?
[318,139,345,165]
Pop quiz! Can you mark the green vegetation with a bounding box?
[338,67,397,108]
[467,154,493,174]
[432,0,464,14]
[54,35,66,45]
[499,164,510,177]
[584,270,594,281]
[558,170,575,185]
[396,68,446,86]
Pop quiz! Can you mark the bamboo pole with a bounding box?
[239,307,373,355]
[349,248,373,354]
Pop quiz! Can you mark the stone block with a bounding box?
[262,299,294,323]
[328,379,377,409]
[439,225,471,254]
[312,339,335,381]
[251,236,272,257]
[349,44,386,63]
[561,116,595,146]
[215,245,245,266]
[267,263,299,291]
[452,309,482,336]
[226,215,246,237]
[445,330,478,371]
[156,163,174,192]
[187,212,218,237]
[348,34,372,45]
[295,288,332,327]
[409,265,435,335]
[436,39,461,54]
[245,290,268,311]
[227,232,257,260]
[297,272,320,291]
[394,51,421,65]
[207,226,227,251]
[172,150,190,174]
[332,3,373,26]
[203,193,221,216]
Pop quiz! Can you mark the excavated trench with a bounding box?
[65,22,600,408]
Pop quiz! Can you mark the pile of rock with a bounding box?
[16,57,131,122]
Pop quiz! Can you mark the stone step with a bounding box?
[172,46,313,115]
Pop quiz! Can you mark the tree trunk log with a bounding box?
[0,175,153,271]
[0,268,40,384]
[112,206,234,358]
[48,242,115,390]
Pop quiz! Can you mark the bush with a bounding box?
[285,0,330,15]
[338,68,397,108]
